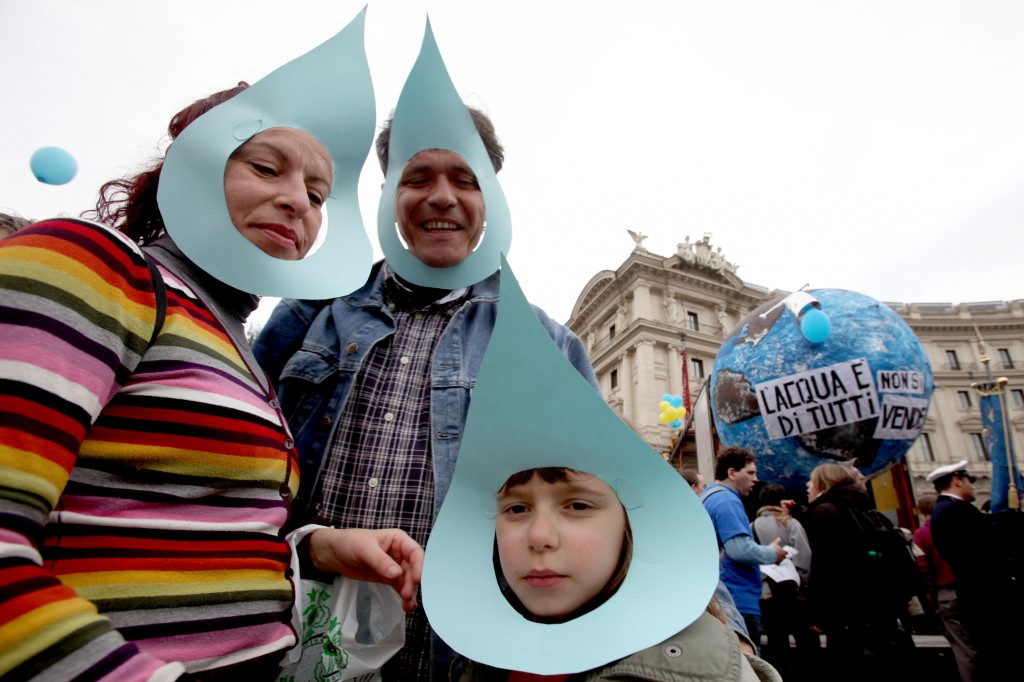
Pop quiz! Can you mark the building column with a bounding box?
[618,351,634,424]
[634,339,656,428]
[667,342,683,397]
[633,284,652,320]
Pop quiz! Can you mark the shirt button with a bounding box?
[414,313,424,320]
[368,477,380,489]
[321,416,332,427]
[284,438,295,449]
[400,356,410,365]
[346,342,358,353]
[384,412,395,422]
[268,399,280,409]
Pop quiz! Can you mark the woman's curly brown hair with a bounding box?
[85,82,249,245]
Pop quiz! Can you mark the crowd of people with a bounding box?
[688,447,1022,682]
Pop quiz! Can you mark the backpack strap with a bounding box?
[142,254,167,350]
[700,484,728,503]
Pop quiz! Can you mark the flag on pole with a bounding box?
[975,377,1023,512]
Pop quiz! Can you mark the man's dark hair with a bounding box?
[681,469,701,490]
[758,483,786,507]
[714,446,755,481]
[0,213,33,238]
[375,106,505,174]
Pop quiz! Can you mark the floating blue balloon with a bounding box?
[30,147,78,185]
[800,307,832,344]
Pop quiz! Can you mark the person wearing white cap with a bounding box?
[929,459,1010,682]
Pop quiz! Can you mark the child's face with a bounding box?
[496,471,627,619]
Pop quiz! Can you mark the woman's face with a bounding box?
[496,471,627,620]
[224,127,332,260]
[807,478,821,501]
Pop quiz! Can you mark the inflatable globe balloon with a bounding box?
[30,147,78,185]
[710,289,933,491]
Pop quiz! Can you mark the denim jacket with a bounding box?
[253,262,598,524]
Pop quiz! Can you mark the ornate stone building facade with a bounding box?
[566,234,1024,505]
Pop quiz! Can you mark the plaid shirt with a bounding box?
[315,264,469,681]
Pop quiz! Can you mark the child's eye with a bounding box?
[503,503,530,515]
[567,501,594,512]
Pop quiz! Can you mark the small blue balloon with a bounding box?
[670,419,682,429]
[800,307,832,344]
[662,393,673,402]
[30,146,78,185]
[670,395,683,408]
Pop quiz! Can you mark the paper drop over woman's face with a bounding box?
[496,469,629,621]
[223,127,333,260]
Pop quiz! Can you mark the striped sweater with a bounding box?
[0,219,299,680]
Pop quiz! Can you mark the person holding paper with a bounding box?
[700,447,787,652]
[752,483,818,676]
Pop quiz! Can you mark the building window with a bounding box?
[999,348,1014,369]
[956,391,972,409]
[686,312,700,332]
[945,350,960,370]
[610,369,619,390]
[608,324,616,340]
[691,358,705,379]
[1013,389,1024,409]
[918,433,935,463]
[969,432,989,462]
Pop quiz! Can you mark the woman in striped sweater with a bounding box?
[0,84,422,681]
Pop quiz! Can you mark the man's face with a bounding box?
[952,473,977,502]
[730,463,758,497]
[394,149,486,268]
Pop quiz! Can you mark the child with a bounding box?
[456,467,782,682]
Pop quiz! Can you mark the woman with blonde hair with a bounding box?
[807,462,858,502]
[801,462,914,681]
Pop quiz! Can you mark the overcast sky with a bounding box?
[4,0,1023,327]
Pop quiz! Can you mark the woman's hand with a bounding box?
[307,527,424,612]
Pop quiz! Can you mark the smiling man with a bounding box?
[393,148,486,268]
[253,108,597,682]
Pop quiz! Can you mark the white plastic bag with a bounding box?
[279,526,406,682]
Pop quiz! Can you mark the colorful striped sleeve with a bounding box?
[0,219,185,681]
